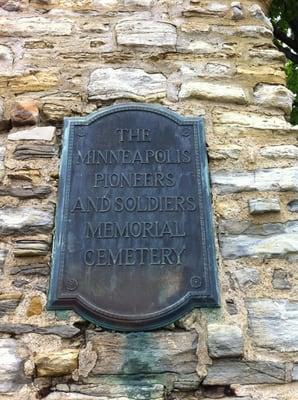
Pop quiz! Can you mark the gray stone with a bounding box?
[0,299,20,317]
[247,299,298,352]
[204,360,287,385]
[179,81,248,104]
[10,263,50,276]
[233,267,260,288]
[0,45,13,72]
[253,84,294,114]
[0,249,7,266]
[231,2,244,20]
[87,330,198,374]
[0,339,27,393]
[220,220,298,259]
[212,167,298,194]
[0,207,53,236]
[8,126,56,141]
[14,144,56,160]
[272,269,292,290]
[248,198,280,214]
[13,240,49,257]
[0,17,72,37]
[0,146,5,182]
[0,323,80,338]
[116,20,176,48]
[260,145,298,159]
[207,324,244,358]
[293,364,298,381]
[0,185,51,199]
[88,68,166,101]
[288,200,298,212]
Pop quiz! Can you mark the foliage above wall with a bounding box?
[269,0,298,124]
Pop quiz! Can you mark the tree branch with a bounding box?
[275,40,298,63]
[273,25,298,53]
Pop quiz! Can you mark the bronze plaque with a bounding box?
[48,104,219,331]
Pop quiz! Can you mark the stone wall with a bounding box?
[0,0,297,399]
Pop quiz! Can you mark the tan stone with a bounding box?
[179,81,248,104]
[11,100,39,126]
[8,126,56,141]
[34,349,79,377]
[9,72,58,94]
[0,17,72,37]
[26,296,43,317]
[236,65,285,84]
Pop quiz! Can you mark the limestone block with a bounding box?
[11,100,39,126]
[9,72,58,94]
[183,3,228,17]
[26,296,43,317]
[14,144,56,160]
[34,349,79,377]
[87,330,198,374]
[248,198,281,214]
[88,68,166,101]
[116,20,176,47]
[10,263,50,276]
[0,207,53,235]
[260,145,298,159]
[0,146,5,181]
[208,146,241,160]
[180,63,234,79]
[0,293,22,317]
[233,267,260,288]
[247,299,298,352]
[214,110,298,133]
[179,81,248,104]
[0,17,72,37]
[0,185,51,199]
[124,0,152,6]
[0,323,80,338]
[204,360,287,385]
[254,84,295,114]
[272,269,292,290]
[13,240,50,257]
[220,220,298,259]
[292,364,298,381]
[236,65,285,84]
[8,126,55,141]
[45,394,101,400]
[177,38,236,56]
[0,339,27,393]
[212,167,298,194]
[207,324,244,358]
[0,45,14,72]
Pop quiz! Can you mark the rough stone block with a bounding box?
[212,167,298,194]
[260,145,298,159]
[0,17,72,36]
[179,81,248,104]
[13,240,50,257]
[116,20,176,48]
[8,72,58,94]
[254,84,294,114]
[272,269,292,290]
[207,324,244,358]
[87,330,198,374]
[233,267,260,288]
[14,144,56,160]
[220,220,298,259]
[0,339,27,393]
[0,207,53,235]
[248,198,281,214]
[34,349,79,377]
[247,299,298,352]
[8,126,55,141]
[204,359,287,385]
[88,68,166,101]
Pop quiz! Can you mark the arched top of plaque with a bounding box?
[48,103,219,331]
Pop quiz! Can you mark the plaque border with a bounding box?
[48,103,220,331]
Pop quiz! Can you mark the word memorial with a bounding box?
[48,104,219,331]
